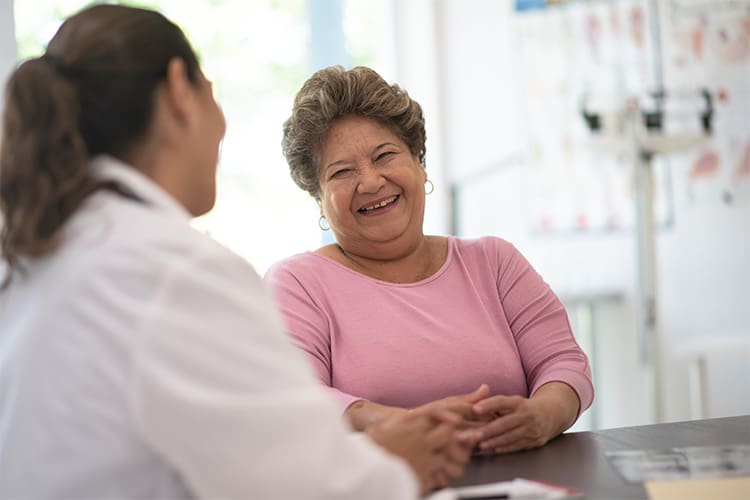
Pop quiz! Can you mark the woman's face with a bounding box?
[318,115,427,257]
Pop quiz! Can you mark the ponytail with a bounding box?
[0,57,96,288]
[0,4,202,289]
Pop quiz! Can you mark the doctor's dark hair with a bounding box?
[0,4,200,288]
[281,65,426,201]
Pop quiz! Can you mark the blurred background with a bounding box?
[1,0,748,431]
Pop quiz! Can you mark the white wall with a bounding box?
[0,0,17,116]
[0,0,15,279]
[390,0,450,235]
[394,0,750,429]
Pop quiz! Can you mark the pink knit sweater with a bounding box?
[265,236,594,417]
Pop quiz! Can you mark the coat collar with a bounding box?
[89,155,192,223]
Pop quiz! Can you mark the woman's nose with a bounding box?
[356,164,385,193]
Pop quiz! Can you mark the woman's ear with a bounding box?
[162,57,194,126]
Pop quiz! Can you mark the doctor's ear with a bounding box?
[162,57,195,125]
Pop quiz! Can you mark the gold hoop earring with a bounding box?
[318,215,330,231]
[425,179,434,195]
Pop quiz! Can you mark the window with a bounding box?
[13,0,393,274]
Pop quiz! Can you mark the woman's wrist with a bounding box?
[345,400,408,431]
[531,382,580,437]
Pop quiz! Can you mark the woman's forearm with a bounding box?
[344,399,408,431]
[531,381,581,438]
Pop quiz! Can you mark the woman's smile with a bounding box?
[358,194,400,215]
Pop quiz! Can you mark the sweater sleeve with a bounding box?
[264,261,365,411]
[493,240,594,416]
[129,245,417,499]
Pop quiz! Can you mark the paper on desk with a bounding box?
[446,478,582,499]
[645,476,750,500]
[606,444,750,483]
[425,488,457,500]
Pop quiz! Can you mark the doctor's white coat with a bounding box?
[0,156,418,499]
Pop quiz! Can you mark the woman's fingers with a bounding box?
[477,409,549,452]
[473,394,523,416]
[479,420,529,450]
[432,470,449,490]
[491,438,539,455]
[480,409,525,437]
[424,422,456,450]
[461,384,490,404]
[457,428,484,446]
[438,458,466,479]
[444,438,476,464]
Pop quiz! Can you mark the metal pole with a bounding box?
[632,115,664,423]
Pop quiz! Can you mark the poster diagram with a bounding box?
[659,0,750,204]
[514,0,750,235]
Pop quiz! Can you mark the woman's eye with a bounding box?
[376,151,395,161]
[331,168,350,178]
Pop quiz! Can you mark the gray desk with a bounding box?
[452,415,750,499]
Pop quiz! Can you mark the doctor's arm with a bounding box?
[127,248,424,499]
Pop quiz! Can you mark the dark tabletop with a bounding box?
[452,415,750,499]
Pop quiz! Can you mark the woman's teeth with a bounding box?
[360,195,398,212]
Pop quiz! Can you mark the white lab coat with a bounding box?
[0,156,418,499]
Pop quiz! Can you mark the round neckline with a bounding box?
[309,236,456,288]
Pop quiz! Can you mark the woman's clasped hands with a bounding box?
[413,383,574,456]
[350,382,579,492]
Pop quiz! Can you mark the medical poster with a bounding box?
[514,0,750,235]
[658,0,750,205]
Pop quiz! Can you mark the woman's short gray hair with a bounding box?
[281,65,426,200]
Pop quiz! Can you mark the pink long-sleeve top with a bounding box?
[264,236,594,417]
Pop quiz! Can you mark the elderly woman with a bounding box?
[266,65,594,455]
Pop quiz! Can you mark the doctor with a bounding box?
[0,4,476,499]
